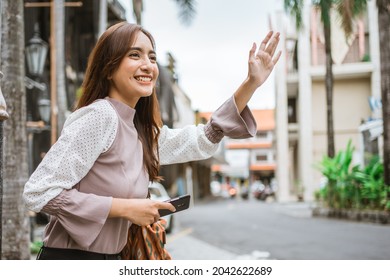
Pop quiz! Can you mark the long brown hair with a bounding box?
[77,22,162,181]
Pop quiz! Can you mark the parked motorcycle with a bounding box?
[228,186,237,198]
[240,186,249,200]
[251,181,275,201]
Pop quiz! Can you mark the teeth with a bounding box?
[136,76,151,82]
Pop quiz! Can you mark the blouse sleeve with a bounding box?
[204,96,257,143]
[159,96,256,165]
[42,189,112,248]
[23,100,118,213]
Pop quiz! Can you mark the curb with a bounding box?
[312,207,390,225]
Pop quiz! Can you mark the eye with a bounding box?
[149,55,157,63]
[128,52,140,58]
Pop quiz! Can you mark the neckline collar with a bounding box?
[105,97,136,121]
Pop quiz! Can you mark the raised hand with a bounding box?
[233,31,282,112]
[248,31,281,88]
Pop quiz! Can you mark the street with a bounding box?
[166,198,390,260]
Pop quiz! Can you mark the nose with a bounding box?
[140,58,154,72]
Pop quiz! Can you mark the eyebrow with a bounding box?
[129,47,156,55]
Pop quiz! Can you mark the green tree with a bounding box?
[0,0,30,259]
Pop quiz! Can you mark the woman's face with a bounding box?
[109,31,159,108]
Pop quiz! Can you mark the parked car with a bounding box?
[148,181,174,234]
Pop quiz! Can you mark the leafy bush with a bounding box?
[30,240,43,254]
[315,140,389,211]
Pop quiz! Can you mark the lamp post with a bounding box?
[25,22,49,169]
[25,23,49,123]
[25,23,49,242]
[25,23,49,124]
[37,98,51,124]
[25,23,48,78]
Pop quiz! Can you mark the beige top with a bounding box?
[23,96,256,254]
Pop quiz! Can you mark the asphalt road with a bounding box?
[171,197,390,260]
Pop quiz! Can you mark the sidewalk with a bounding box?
[166,228,237,260]
[165,227,271,260]
[271,201,317,218]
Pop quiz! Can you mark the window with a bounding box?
[256,155,268,161]
[256,131,268,138]
[288,98,297,123]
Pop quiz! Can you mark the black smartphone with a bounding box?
[158,194,191,217]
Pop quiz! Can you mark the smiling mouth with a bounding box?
[135,76,152,82]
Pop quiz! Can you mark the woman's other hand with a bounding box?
[109,198,176,226]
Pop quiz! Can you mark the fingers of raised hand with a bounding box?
[249,42,257,60]
[267,32,280,57]
[259,31,273,51]
[273,50,282,65]
[258,31,280,58]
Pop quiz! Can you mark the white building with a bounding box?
[273,0,381,201]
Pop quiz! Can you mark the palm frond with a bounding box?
[335,0,367,37]
[284,0,304,30]
[315,0,333,28]
[174,0,197,26]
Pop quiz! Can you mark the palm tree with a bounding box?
[0,0,30,259]
[285,0,390,190]
[318,0,335,158]
[132,0,196,25]
[376,0,390,190]
[285,0,336,158]
[285,0,365,159]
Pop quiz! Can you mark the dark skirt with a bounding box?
[37,246,121,260]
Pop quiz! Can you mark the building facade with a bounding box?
[24,0,127,175]
[200,109,276,192]
[273,0,381,202]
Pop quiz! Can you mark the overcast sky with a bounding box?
[120,0,281,112]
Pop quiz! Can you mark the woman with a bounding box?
[23,22,280,260]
